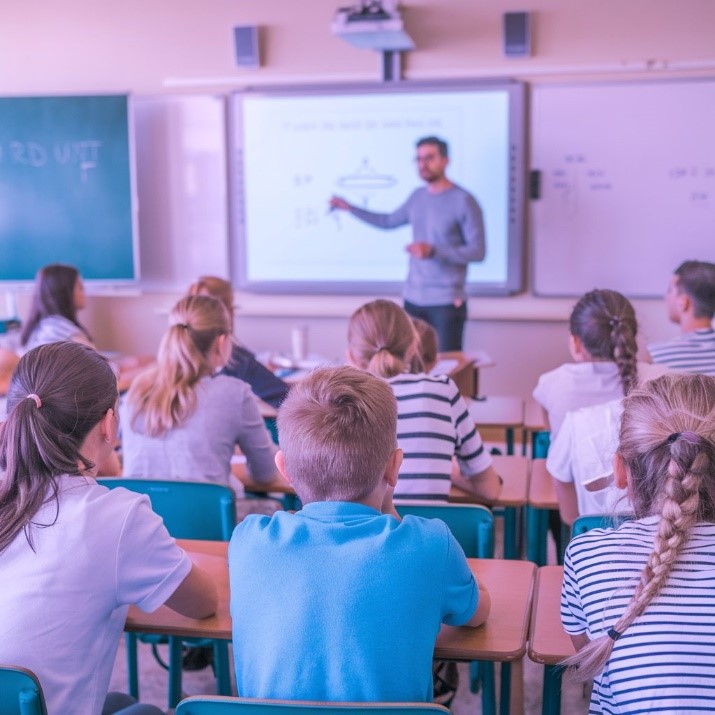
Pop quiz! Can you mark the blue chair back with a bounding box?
[176,697,451,715]
[97,478,236,540]
[0,665,47,715]
[395,503,494,558]
[571,513,634,538]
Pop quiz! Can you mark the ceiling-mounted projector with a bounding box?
[332,1,415,51]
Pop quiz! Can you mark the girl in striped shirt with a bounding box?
[562,373,715,714]
[347,299,500,503]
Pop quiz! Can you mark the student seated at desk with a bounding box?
[561,373,715,713]
[120,295,279,489]
[547,398,632,526]
[347,299,501,502]
[0,342,217,715]
[188,275,290,409]
[229,366,490,701]
[533,289,667,439]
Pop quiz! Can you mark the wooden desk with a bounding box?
[449,455,529,560]
[528,566,574,715]
[126,541,535,714]
[527,459,558,566]
[468,396,524,455]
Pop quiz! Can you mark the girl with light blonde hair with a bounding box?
[561,373,715,711]
[347,299,501,502]
[121,294,278,487]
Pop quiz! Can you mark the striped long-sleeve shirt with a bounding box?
[561,518,715,714]
[388,373,492,501]
[648,327,715,376]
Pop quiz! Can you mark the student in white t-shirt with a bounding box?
[0,341,217,715]
[561,373,715,713]
[547,398,632,525]
[533,289,667,439]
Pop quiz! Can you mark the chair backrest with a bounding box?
[97,478,236,540]
[395,503,494,558]
[571,513,634,538]
[0,665,48,715]
[176,696,451,715]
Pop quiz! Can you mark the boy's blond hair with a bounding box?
[277,365,397,503]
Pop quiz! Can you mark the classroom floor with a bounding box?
[108,515,589,715]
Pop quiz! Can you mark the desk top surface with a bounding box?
[528,458,558,510]
[126,539,535,663]
[528,565,575,665]
[467,396,524,428]
[448,454,529,507]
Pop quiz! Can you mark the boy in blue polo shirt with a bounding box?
[228,365,490,702]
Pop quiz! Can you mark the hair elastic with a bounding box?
[608,316,621,328]
[26,393,42,408]
[175,323,190,330]
[666,432,681,445]
[607,627,622,641]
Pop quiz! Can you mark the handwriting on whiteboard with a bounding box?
[668,165,714,206]
[0,140,103,181]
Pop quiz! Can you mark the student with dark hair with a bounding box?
[329,136,486,351]
[20,263,92,351]
[188,275,289,409]
[0,342,217,715]
[562,373,715,712]
[648,260,715,375]
[533,289,667,438]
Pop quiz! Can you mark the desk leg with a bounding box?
[167,636,183,708]
[542,664,563,715]
[480,661,497,715]
[504,507,517,559]
[504,659,524,715]
[527,506,548,566]
[506,427,515,456]
[213,640,232,695]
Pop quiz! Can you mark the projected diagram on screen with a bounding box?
[234,86,521,292]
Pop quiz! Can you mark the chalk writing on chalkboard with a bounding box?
[0,140,103,181]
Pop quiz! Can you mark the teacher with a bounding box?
[329,136,485,352]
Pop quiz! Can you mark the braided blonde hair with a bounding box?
[565,373,715,681]
[347,300,422,378]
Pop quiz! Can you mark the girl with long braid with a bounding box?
[533,288,667,438]
[561,373,715,712]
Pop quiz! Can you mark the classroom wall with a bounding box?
[4,0,714,397]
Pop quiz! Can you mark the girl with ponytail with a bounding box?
[347,299,500,502]
[561,373,715,711]
[533,289,667,438]
[121,294,278,488]
[0,342,217,715]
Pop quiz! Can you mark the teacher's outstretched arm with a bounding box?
[328,193,412,230]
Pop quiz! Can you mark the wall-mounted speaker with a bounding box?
[234,25,260,68]
[503,12,531,58]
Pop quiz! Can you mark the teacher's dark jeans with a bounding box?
[404,300,467,352]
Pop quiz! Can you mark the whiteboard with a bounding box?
[531,80,715,297]
[134,95,228,291]
[229,82,526,295]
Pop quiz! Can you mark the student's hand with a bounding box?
[406,242,434,259]
[329,195,351,211]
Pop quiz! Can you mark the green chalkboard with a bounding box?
[0,95,136,282]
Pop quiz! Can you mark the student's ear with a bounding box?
[345,347,357,367]
[568,334,586,362]
[275,450,293,486]
[384,448,403,488]
[613,452,629,490]
[98,407,116,445]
